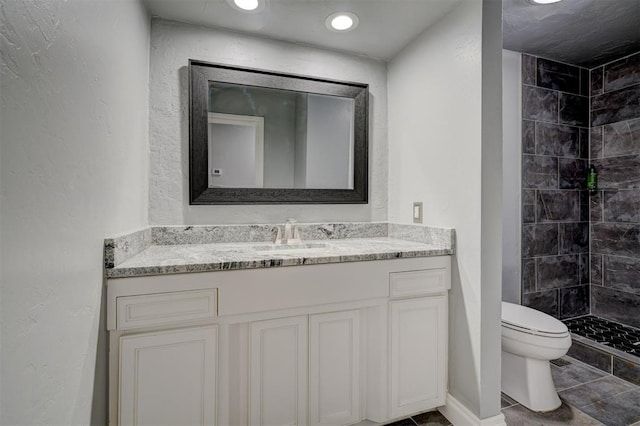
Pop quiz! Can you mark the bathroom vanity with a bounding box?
[105,223,454,426]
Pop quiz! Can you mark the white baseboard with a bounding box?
[438,393,506,426]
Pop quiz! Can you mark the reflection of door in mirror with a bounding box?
[208,82,354,190]
[207,113,264,188]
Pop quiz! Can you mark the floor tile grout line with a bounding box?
[560,377,638,406]
[501,402,519,410]
[580,397,639,426]
[500,392,520,410]
[501,399,606,425]
[501,395,519,406]
[552,354,633,392]
[500,398,518,408]
[556,375,613,393]
[559,393,608,426]
[613,386,640,399]
[568,384,640,426]
[501,403,518,411]
[504,356,637,425]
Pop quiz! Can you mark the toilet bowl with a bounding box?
[501,302,572,412]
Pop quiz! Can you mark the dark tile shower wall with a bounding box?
[521,55,590,319]
[520,52,640,326]
[589,52,640,329]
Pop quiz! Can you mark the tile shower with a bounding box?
[589,52,640,329]
[520,52,640,367]
[521,55,590,319]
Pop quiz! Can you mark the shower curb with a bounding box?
[568,333,640,386]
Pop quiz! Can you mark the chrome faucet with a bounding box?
[275,219,301,244]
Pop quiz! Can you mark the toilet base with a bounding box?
[502,350,561,412]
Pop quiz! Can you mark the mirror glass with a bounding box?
[189,61,368,204]
[208,82,355,190]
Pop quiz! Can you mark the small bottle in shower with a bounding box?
[587,165,598,195]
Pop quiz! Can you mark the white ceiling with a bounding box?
[144,0,462,61]
[145,0,640,67]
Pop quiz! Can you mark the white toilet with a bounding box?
[501,302,572,412]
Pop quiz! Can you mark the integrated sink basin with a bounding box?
[251,242,330,254]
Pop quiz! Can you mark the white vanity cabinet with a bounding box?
[107,256,450,426]
[249,315,309,426]
[309,310,361,426]
[119,326,218,426]
[389,296,447,418]
[388,268,449,418]
[249,310,361,426]
[248,310,361,426]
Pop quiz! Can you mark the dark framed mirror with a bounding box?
[189,60,369,204]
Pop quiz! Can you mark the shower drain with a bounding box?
[563,315,640,356]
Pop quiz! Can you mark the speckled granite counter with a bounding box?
[105,222,455,278]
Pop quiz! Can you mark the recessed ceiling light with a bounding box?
[235,0,258,10]
[528,0,563,4]
[325,12,359,32]
[227,0,265,12]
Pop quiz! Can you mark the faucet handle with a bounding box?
[277,219,301,244]
[288,220,301,244]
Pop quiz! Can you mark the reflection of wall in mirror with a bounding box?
[209,85,354,190]
[305,95,355,189]
[293,93,308,188]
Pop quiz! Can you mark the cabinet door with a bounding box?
[250,316,308,426]
[309,310,360,426]
[119,325,218,426]
[389,296,447,418]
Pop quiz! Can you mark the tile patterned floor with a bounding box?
[382,410,452,426]
[354,410,453,426]
[383,356,640,426]
[564,316,640,356]
[502,356,640,426]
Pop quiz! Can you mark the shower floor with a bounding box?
[563,315,640,357]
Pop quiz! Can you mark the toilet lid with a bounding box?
[502,302,568,336]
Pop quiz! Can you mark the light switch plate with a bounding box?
[413,202,423,223]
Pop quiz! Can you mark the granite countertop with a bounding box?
[105,223,455,279]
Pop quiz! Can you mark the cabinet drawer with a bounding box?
[116,289,217,330]
[389,269,447,297]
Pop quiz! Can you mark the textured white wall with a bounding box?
[502,49,522,304]
[305,95,354,189]
[478,0,503,417]
[0,1,150,424]
[148,19,388,225]
[388,0,503,420]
